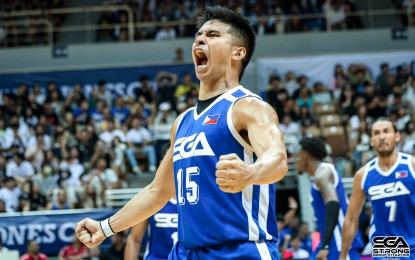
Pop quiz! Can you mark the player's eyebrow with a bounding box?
[195,29,221,37]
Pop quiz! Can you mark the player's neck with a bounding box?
[308,159,321,177]
[199,79,239,100]
[377,149,399,171]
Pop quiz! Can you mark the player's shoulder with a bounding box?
[233,95,276,119]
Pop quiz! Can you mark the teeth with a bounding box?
[195,50,204,58]
[197,64,206,69]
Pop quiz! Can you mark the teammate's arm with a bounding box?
[76,116,181,248]
[339,167,367,259]
[216,98,288,193]
[124,220,149,260]
[314,167,340,259]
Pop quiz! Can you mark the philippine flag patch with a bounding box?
[203,114,220,125]
[395,170,408,179]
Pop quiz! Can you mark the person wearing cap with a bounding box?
[0,176,21,212]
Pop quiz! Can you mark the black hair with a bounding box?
[196,6,256,81]
[370,117,398,133]
[299,137,327,161]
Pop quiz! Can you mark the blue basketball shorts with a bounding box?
[168,240,279,260]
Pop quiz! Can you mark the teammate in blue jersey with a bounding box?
[340,119,415,259]
[298,137,363,260]
[124,198,178,260]
[76,5,288,260]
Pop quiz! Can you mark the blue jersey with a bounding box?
[144,199,178,260]
[173,86,279,249]
[311,163,364,256]
[362,153,415,248]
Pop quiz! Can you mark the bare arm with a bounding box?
[76,115,182,247]
[124,220,149,260]
[215,98,288,192]
[314,166,339,257]
[340,167,367,259]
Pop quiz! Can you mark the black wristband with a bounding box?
[108,217,115,234]
[322,200,340,248]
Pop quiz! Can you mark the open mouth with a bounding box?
[195,50,208,70]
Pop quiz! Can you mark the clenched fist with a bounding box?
[215,153,254,193]
[75,218,106,248]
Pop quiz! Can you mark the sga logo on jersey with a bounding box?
[154,213,178,228]
[372,236,410,257]
[173,132,214,162]
[367,181,410,200]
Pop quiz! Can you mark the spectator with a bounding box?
[173,47,185,63]
[28,182,47,211]
[155,71,178,107]
[135,75,156,105]
[111,96,130,125]
[20,240,48,260]
[99,119,126,145]
[287,235,310,260]
[48,189,73,210]
[297,223,312,254]
[155,25,176,41]
[266,75,284,112]
[101,232,126,260]
[324,0,346,30]
[82,157,120,197]
[16,192,30,212]
[58,235,88,260]
[32,84,46,106]
[6,153,35,185]
[97,81,112,108]
[32,164,57,199]
[126,117,157,174]
[375,63,391,95]
[175,73,199,101]
[72,100,90,125]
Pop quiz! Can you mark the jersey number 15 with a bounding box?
[177,167,200,205]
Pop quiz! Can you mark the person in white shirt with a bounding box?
[82,157,119,204]
[6,153,34,185]
[99,120,126,145]
[288,235,310,260]
[126,118,157,174]
[0,177,21,212]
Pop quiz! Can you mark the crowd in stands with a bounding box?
[1,0,369,46]
[0,70,199,213]
[97,0,365,42]
[266,61,415,176]
[0,0,68,47]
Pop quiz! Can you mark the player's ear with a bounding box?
[231,46,246,61]
[395,131,401,143]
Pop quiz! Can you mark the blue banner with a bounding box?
[0,209,117,255]
[0,63,196,99]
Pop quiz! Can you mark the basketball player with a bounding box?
[76,6,288,259]
[298,137,363,260]
[124,197,178,260]
[340,119,415,259]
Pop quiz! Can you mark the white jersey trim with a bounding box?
[176,107,194,133]
[259,184,273,240]
[312,162,339,191]
[361,158,376,190]
[404,153,415,180]
[225,86,261,153]
[242,150,260,241]
[374,153,401,177]
[255,241,272,260]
